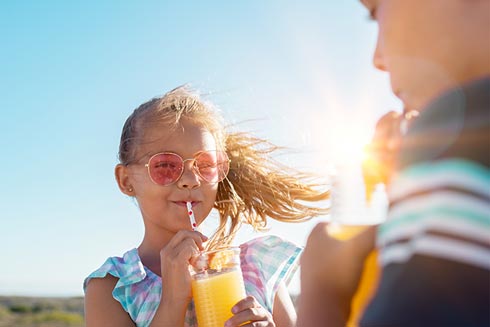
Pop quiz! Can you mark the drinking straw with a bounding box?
[186,201,198,231]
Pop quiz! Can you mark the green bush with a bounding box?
[16,311,83,326]
[0,297,85,327]
[9,305,32,313]
[29,311,84,323]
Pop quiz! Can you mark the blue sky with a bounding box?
[0,1,400,297]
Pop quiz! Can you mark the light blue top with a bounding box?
[84,235,301,327]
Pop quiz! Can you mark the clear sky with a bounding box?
[0,1,400,297]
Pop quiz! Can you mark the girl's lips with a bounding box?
[174,201,197,207]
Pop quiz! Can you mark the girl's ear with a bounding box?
[115,164,134,196]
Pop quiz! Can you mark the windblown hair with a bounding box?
[118,86,329,249]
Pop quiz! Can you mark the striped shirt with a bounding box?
[361,77,490,326]
[84,235,301,327]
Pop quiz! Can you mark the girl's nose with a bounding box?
[177,161,201,189]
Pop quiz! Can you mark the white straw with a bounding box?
[186,201,198,231]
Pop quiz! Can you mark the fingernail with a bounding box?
[231,306,238,314]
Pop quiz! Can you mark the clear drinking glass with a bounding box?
[329,161,388,326]
[190,247,246,327]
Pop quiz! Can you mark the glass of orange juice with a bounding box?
[329,162,388,327]
[190,247,246,327]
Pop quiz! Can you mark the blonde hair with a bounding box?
[119,86,329,249]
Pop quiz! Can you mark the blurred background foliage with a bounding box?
[0,297,84,327]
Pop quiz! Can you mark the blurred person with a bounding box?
[298,0,490,326]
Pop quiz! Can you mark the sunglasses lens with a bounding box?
[148,153,183,185]
[195,151,229,183]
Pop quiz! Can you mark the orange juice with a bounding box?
[192,268,246,327]
[190,247,246,327]
[328,224,380,327]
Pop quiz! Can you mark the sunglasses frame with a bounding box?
[144,150,230,186]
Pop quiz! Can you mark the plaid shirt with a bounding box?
[84,235,301,327]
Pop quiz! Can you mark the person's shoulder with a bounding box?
[85,274,119,297]
[83,249,145,326]
[84,274,136,326]
[83,248,142,292]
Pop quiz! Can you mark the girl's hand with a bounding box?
[159,230,207,304]
[225,296,275,327]
[150,231,207,326]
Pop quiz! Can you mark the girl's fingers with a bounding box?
[159,232,209,298]
[225,308,272,327]
[171,237,202,261]
[225,296,274,327]
[165,230,208,251]
[160,230,209,268]
[231,296,258,314]
[234,322,270,327]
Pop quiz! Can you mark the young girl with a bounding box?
[84,86,328,327]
